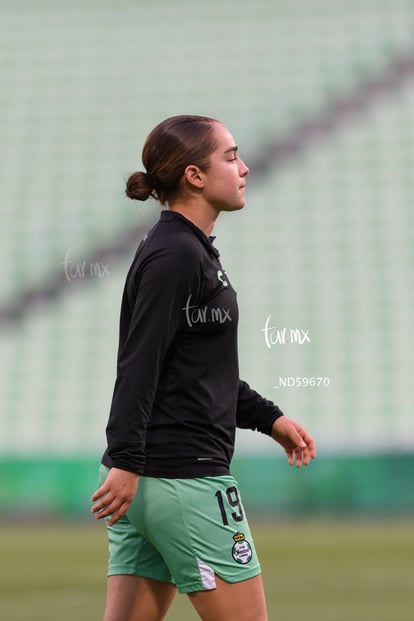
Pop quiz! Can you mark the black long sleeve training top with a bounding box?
[102,210,283,477]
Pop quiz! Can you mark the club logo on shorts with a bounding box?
[231,532,252,564]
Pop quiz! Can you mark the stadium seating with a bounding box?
[0,0,413,514]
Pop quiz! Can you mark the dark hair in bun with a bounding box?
[125,171,154,201]
[125,115,218,205]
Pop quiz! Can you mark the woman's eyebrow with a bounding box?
[224,146,238,154]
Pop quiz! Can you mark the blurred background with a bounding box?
[1,1,413,619]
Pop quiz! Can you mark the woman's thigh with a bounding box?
[188,573,268,621]
[103,575,176,621]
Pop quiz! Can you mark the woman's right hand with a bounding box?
[91,467,139,526]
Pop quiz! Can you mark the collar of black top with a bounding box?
[160,210,220,258]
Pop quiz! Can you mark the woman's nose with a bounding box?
[239,158,249,177]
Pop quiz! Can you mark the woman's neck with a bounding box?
[168,200,218,237]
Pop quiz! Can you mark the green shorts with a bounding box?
[98,465,261,594]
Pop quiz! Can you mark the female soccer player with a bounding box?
[91,115,316,621]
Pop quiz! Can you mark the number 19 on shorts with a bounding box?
[215,486,244,526]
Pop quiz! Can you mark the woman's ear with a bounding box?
[184,165,204,189]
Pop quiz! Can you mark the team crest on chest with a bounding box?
[217,269,228,287]
[231,532,252,564]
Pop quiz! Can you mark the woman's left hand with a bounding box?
[271,416,316,467]
[90,467,139,526]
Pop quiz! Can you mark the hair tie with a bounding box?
[147,171,159,191]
